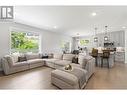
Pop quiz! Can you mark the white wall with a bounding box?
[0,22,72,70]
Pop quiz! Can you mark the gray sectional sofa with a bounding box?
[43,53,95,80]
[43,54,75,69]
[1,53,95,81]
[1,53,95,89]
[1,53,44,75]
[43,53,95,89]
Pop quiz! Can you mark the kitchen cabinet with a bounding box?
[113,31,125,47]
[96,31,125,47]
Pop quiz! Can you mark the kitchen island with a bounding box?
[97,52,115,68]
[90,51,115,68]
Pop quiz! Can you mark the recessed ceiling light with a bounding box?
[92,12,97,16]
[122,26,126,29]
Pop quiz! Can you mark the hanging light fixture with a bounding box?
[104,26,108,41]
[76,33,80,41]
[94,27,98,42]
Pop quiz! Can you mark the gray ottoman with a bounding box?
[51,67,87,89]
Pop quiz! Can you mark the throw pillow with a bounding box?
[11,53,20,63]
[72,57,78,64]
[18,56,27,62]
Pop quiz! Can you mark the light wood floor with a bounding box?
[0,62,127,89]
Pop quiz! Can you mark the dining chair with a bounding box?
[101,50,110,68]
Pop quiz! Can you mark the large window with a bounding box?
[61,41,71,53]
[78,39,89,46]
[11,31,40,53]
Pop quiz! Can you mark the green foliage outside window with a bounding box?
[11,31,39,53]
[79,39,89,46]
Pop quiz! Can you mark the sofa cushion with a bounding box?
[43,59,61,64]
[53,54,63,60]
[63,54,75,61]
[71,63,82,68]
[13,61,28,67]
[25,53,40,60]
[54,60,71,66]
[27,59,43,64]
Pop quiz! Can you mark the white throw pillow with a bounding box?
[78,55,86,65]
[11,53,20,63]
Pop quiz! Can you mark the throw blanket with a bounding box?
[61,67,87,89]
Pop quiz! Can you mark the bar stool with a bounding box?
[91,48,98,66]
[101,50,110,68]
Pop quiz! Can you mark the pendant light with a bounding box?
[104,26,108,41]
[76,33,80,41]
[94,27,98,42]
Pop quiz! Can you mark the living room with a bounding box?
[0,6,127,90]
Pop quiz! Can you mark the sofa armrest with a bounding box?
[78,55,95,80]
[1,58,10,75]
[84,57,95,79]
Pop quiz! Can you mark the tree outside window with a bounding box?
[79,39,89,46]
[11,31,40,53]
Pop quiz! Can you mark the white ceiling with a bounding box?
[14,6,127,37]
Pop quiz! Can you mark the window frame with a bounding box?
[9,27,42,54]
